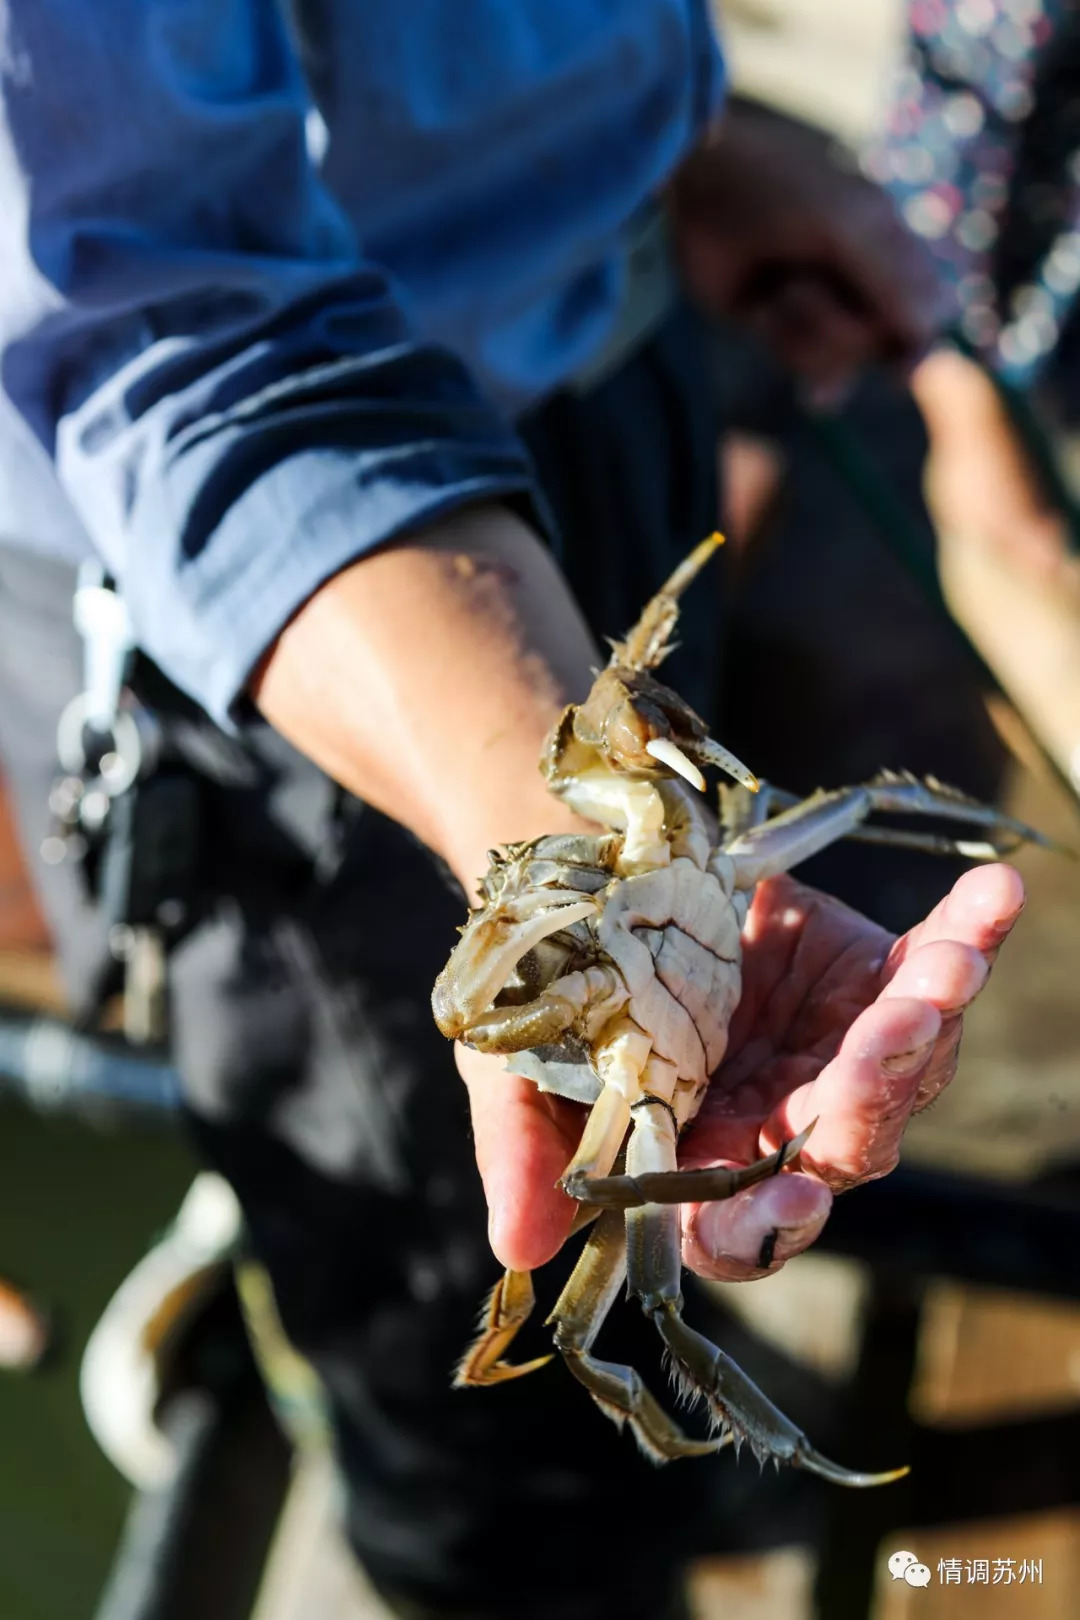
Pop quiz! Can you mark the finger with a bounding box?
[883,938,992,1110]
[914,349,1029,458]
[682,1169,833,1282]
[882,938,989,1013]
[455,1046,580,1272]
[770,996,942,1189]
[887,863,1025,974]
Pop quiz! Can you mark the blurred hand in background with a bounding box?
[669,100,951,399]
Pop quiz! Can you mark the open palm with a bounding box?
[458,862,1024,1280]
[679,862,1023,1278]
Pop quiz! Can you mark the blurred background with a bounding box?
[2,1,1080,1616]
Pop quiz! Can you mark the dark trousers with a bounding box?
[0,307,727,1620]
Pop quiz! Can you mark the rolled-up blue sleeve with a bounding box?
[0,0,544,724]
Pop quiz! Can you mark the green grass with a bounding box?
[0,1099,195,1620]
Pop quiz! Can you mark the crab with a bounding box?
[432,534,1048,1483]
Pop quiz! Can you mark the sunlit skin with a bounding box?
[913,350,1074,581]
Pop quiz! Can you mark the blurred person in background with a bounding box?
[878,0,1080,786]
[676,1,1080,919]
[0,4,1030,1616]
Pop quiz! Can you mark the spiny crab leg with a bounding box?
[841,825,1049,861]
[655,1308,908,1487]
[549,1209,723,1463]
[726,772,1059,889]
[622,1101,907,1487]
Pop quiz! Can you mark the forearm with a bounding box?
[253,505,598,894]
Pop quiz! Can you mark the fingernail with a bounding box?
[948,954,990,1010]
[993,899,1025,936]
[746,1212,831,1269]
[773,1212,830,1263]
[880,1037,936,1077]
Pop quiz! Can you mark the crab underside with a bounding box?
[432,535,1050,1484]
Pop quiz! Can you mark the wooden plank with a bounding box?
[690,1547,815,1620]
[0,950,64,1013]
[912,1283,1080,1428]
[706,1251,868,1380]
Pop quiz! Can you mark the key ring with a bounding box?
[55,696,143,798]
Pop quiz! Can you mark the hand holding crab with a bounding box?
[677,859,1024,1280]
[435,537,1041,1482]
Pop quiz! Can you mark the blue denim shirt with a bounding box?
[0,1,723,723]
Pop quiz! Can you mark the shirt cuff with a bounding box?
[129,435,548,729]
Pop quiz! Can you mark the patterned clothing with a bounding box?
[871,0,1080,390]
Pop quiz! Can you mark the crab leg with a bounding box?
[719,781,798,843]
[562,1121,812,1207]
[454,1269,554,1387]
[548,1209,722,1463]
[726,773,1056,888]
[615,533,725,672]
[837,824,1044,860]
[455,1203,605,1388]
[556,1016,653,1188]
[622,1101,908,1487]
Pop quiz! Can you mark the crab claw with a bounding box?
[432,892,596,1040]
[645,737,706,791]
[690,736,760,794]
[550,667,759,798]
